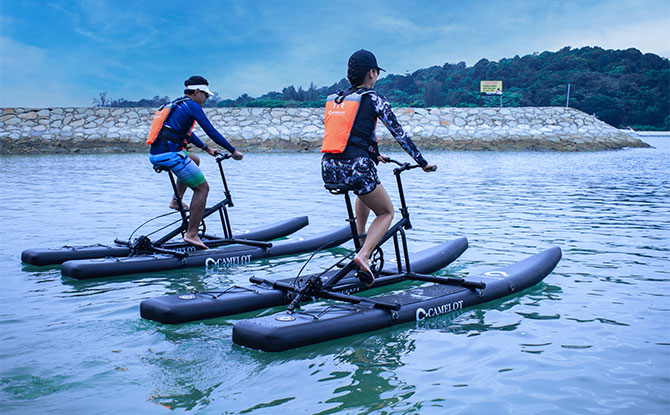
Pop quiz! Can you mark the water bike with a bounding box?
[230,159,562,352]
[141,158,561,352]
[140,158,469,323]
[22,154,352,279]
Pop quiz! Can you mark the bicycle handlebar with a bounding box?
[215,152,232,162]
[383,157,436,173]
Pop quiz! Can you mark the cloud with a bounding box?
[557,19,670,57]
[49,0,163,50]
[0,36,121,107]
[0,37,66,107]
[371,12,459,41]
[2,0,668,107]
[0,36,47,76]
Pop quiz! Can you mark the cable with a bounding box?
[126,210,181,244]
[292,243,356,288]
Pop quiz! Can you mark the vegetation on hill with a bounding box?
[95,47,669,130]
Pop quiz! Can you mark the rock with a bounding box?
[0,106,651,154]
[18,111,37,120]
[267,126,279,136]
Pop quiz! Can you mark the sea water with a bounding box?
[1,138,668,414]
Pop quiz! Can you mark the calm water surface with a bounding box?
[1,138,668,414]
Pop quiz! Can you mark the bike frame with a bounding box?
[279,158,484,313]
[125,153,271,254]
[320,160,418,290]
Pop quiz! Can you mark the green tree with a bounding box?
[96,47,670,129]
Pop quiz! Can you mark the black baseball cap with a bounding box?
[348,49,385,72]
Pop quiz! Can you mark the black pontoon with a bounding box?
[230,159,561,351]
[22,154,353,279]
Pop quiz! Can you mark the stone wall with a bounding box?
[0,106,649,154]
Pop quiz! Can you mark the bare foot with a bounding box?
[354,254,374,286]
[183,234,209,250]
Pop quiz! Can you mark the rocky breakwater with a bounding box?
[0,106,649,154]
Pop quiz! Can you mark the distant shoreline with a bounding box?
[0,106,651,154]
[621,130,670,137]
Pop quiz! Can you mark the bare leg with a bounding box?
[189,152,201,165]
[169,153,200,210]
[355,197,370,247]
[170,180,189,210]
[353,185,394,282]
[183,179,210,249]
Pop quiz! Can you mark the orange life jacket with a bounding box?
[146,97,196,146]
[321,90,375,153]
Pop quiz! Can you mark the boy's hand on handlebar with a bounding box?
[378,155,390,163]
[423,164,437,172]
[205,147,218,156]
[231,150,244,160]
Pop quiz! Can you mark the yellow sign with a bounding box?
[480,81,502,95]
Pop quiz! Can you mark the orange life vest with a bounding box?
[321,90,375,153]
[146,97,196,145]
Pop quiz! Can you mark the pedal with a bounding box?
[356,270,375,286]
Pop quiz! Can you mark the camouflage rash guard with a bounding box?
[368,90,427,166]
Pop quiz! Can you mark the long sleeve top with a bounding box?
[150,97,235,155]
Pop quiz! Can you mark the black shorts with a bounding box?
[321,156,380,196]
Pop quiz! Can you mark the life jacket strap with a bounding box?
[322,88,377,154]
[146,97,191,146]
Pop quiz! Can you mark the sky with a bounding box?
[1,0,669,108]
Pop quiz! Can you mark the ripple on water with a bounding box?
[2,142,670,414]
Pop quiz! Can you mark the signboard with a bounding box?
[480,81,502,95]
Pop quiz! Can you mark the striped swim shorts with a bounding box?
[149,151,206,188]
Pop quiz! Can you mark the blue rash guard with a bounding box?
[150,97,236,155]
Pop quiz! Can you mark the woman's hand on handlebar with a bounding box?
[422,164,437,172]
[231,150,244,160]
[377,155,390,163]
[204,147,218,157]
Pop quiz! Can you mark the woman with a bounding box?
[321,49,436,283]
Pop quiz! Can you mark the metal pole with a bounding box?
[566,83,571,108]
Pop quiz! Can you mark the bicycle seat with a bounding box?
[153,165,168,173]
[324,183,353,195]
